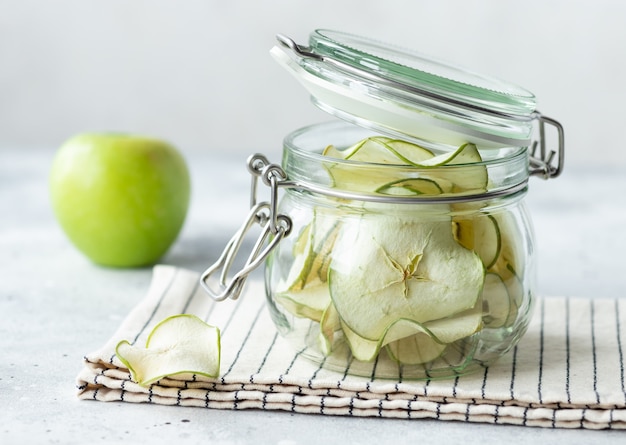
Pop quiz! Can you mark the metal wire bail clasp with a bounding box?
[200,154,292,301]
[529,112,565,179]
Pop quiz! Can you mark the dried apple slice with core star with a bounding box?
[329,214,484,343]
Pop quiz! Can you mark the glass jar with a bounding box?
[200,30,564,380]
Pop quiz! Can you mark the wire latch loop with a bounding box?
[200,155,292,301]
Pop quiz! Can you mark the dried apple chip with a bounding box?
[116,314,220,386]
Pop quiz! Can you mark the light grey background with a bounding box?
[1,0,624,165]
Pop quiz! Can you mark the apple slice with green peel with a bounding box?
[324,139,486,197]
[275,214,340,321]
[323,137,436,193]
[324,136,434,165]
[116,314,220,386]
[329,213,484,341]
[375,177,447,196]
[340,319,385,361]
[420,304,483,344]
[453,211,524,330]
[275,284,331,322]
[491,212,526,279]
[342,304,482,363]
[280,224,313,292]
[377,138,435,165]
[487,212,526,326]
[319,302,341,355]
[419,143,488,194]
[386,305,482,365]
[292,222,311,257]
[341,318,441,363]
[385,333,448,365]
[481,272,512,328]
[419,142,480,166]
[339,318,431,362]
[496,264,523,327]
[322,144,343,159]
[453,213,501,269]
[350,137,433,165]
[310,220,340,283]
[282,214,339,289]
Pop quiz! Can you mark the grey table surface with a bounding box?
[1,147,625,444]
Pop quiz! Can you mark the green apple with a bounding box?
[50,133,191,267]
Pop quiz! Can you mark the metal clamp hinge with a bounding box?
[200,155,292,301]
[529,113,565,179]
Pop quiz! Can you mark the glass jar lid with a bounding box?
[271,29,539,149]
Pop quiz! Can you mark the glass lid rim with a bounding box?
[309,29,536,116]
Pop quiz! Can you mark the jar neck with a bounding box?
[282,121,530,204]
[282,186,529,221]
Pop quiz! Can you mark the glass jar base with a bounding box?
[276,321,499,381]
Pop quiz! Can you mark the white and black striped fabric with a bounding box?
[76,265,626,429]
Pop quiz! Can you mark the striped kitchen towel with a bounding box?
[76,265,626,429]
